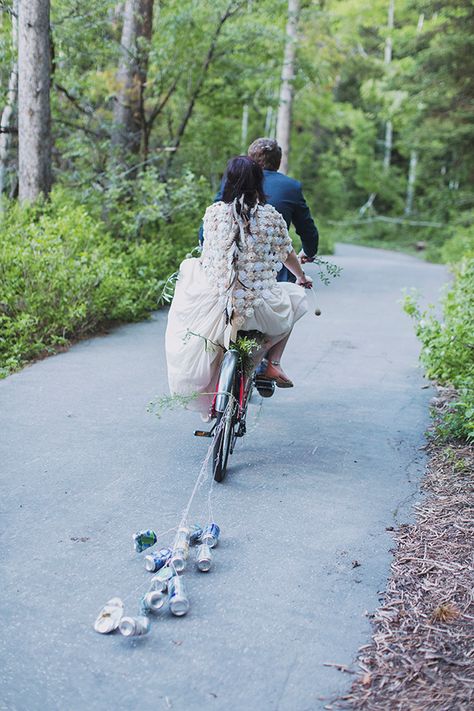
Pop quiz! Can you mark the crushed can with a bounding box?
[144,547,172,572]
[93,597,124,634]
[133,529,157,553]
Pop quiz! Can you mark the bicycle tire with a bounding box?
[213,407,234,482]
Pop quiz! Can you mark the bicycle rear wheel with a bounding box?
[212,405,235,482]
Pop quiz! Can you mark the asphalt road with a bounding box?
[0,244,447,711]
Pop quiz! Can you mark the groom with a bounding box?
[200,137,319,282]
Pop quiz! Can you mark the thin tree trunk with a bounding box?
[0,0,18,200]
[383,0,395,173]
[264,105,273,136]
[241,103,249,153]
[404,150,417,215]
[404,14,423,215]
[18,0,52,203]
[276,0,300,174]
[112,0,154,161]
[383,119,392,172]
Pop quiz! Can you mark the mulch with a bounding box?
[332,388,474,710]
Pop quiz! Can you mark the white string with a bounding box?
[119,403,231,609]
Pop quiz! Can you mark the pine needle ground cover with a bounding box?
[334,391,474,710]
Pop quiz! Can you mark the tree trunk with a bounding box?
[383,0,395,173]
[18,0,52,203]
[276,0,300,175]
[404,150,417,215]
[383,119,392,172]
[241,103,249,153]
[112,0,154,161]
[0,0,18,200]
[404,15,423,216]
[264,105,273,136]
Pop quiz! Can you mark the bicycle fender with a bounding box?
[215,349,239,413]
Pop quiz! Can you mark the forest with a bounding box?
[0,0,473,437]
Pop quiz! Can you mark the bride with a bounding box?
[165,155,313,415]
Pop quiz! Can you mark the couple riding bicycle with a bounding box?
[165,138,319,479]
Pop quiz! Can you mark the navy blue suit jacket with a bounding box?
[199,169,319,282]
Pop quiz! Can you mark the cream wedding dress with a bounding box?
[165,200,311,415]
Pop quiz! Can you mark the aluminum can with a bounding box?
[189,524,203,545]
[149,566,175,593]
[196,543,212,572]
[168,576,190,616]
[119,615,150,637]
[169,544,189,573]
[201,523,220,548]
[133,529,157,553]
[140,590,166,614]
[144,547,172,572]
[173,526,190,550]
[93,597,124,634]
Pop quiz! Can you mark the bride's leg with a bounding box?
[267,332,291,363]
[263,331,294,386]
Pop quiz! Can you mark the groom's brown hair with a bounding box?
[248,138,282,171]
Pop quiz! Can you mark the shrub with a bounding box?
[441,223,474,264]
[0,188,198,375]
[404,258,474,442]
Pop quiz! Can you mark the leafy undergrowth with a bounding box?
[404,257,474,443]
[333,391,474,710]
[0,182,206,376]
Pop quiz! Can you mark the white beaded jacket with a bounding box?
[200,200,293,330]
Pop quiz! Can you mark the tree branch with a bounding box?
[54,83,94,116]
[163,0,245,175]
[54,118,108,139]
[145,75,179,131]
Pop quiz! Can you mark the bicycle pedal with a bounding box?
[194,430,213,438]
[255,377,275,398]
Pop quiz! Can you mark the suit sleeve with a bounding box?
[198,179,225,245]
[292,183,319,258]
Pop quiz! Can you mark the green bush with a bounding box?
[404,258,474,442]
[0,187,199,376]
[441,222,474,264]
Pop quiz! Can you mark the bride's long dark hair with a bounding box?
[222,156,266,211]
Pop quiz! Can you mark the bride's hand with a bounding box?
[297,273,313,288]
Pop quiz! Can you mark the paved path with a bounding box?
[1,245,446,711]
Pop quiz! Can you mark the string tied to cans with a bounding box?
[93,402,228,638]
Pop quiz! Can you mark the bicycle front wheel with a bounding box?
[213,406,235,482]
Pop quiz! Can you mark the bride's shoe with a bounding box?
[263,360,294,388]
